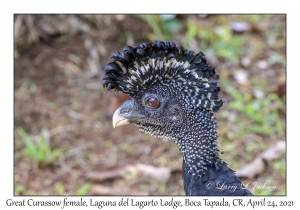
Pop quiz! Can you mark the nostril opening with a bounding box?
[120,108,131,115]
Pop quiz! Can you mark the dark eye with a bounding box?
[147,97,159,108]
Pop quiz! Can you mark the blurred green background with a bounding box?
[14,14,286,195]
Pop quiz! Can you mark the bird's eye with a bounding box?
[147,97,159,108]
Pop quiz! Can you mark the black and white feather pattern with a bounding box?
[102,41,223,112]
[102,41,253,196]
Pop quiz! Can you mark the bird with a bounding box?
[102,40,253,196]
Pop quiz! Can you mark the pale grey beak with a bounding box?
[112,107,131,128]
[112,98,145,128]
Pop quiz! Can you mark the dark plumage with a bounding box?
[102,41,253,196]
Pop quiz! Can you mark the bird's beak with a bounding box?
[112,98,144,128]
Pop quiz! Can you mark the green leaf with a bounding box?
[76,183,92,196]
[162,20,182,33]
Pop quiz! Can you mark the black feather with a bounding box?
[102,41,223,114]
[102,41,252,196]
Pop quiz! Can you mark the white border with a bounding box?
[1,0,298,209]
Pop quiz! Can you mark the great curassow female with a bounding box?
[102,41,253,196]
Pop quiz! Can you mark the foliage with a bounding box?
[225,87,284,135]
[76,182,92,196]
[120,143,133,153]
[254,186,273,196]
[55,184,65,195]
[137,15,244,62]
[158,182,166,194]
[273,157,286,176]
[183,20,244,62]
[17,127,61,168]
[14,49,19,58]
[252,178,277,196]
[136,15,182,41]
[14,14,286,196]
[15,185,24,195]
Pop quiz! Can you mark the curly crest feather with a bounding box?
[102,40,223,112]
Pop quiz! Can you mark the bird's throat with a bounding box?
[175,109,221,176]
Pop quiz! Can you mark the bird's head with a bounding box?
[102,41,223,141]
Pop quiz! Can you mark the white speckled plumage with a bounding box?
[103,41,253,196]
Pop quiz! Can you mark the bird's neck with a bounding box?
[174,108,222,176]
